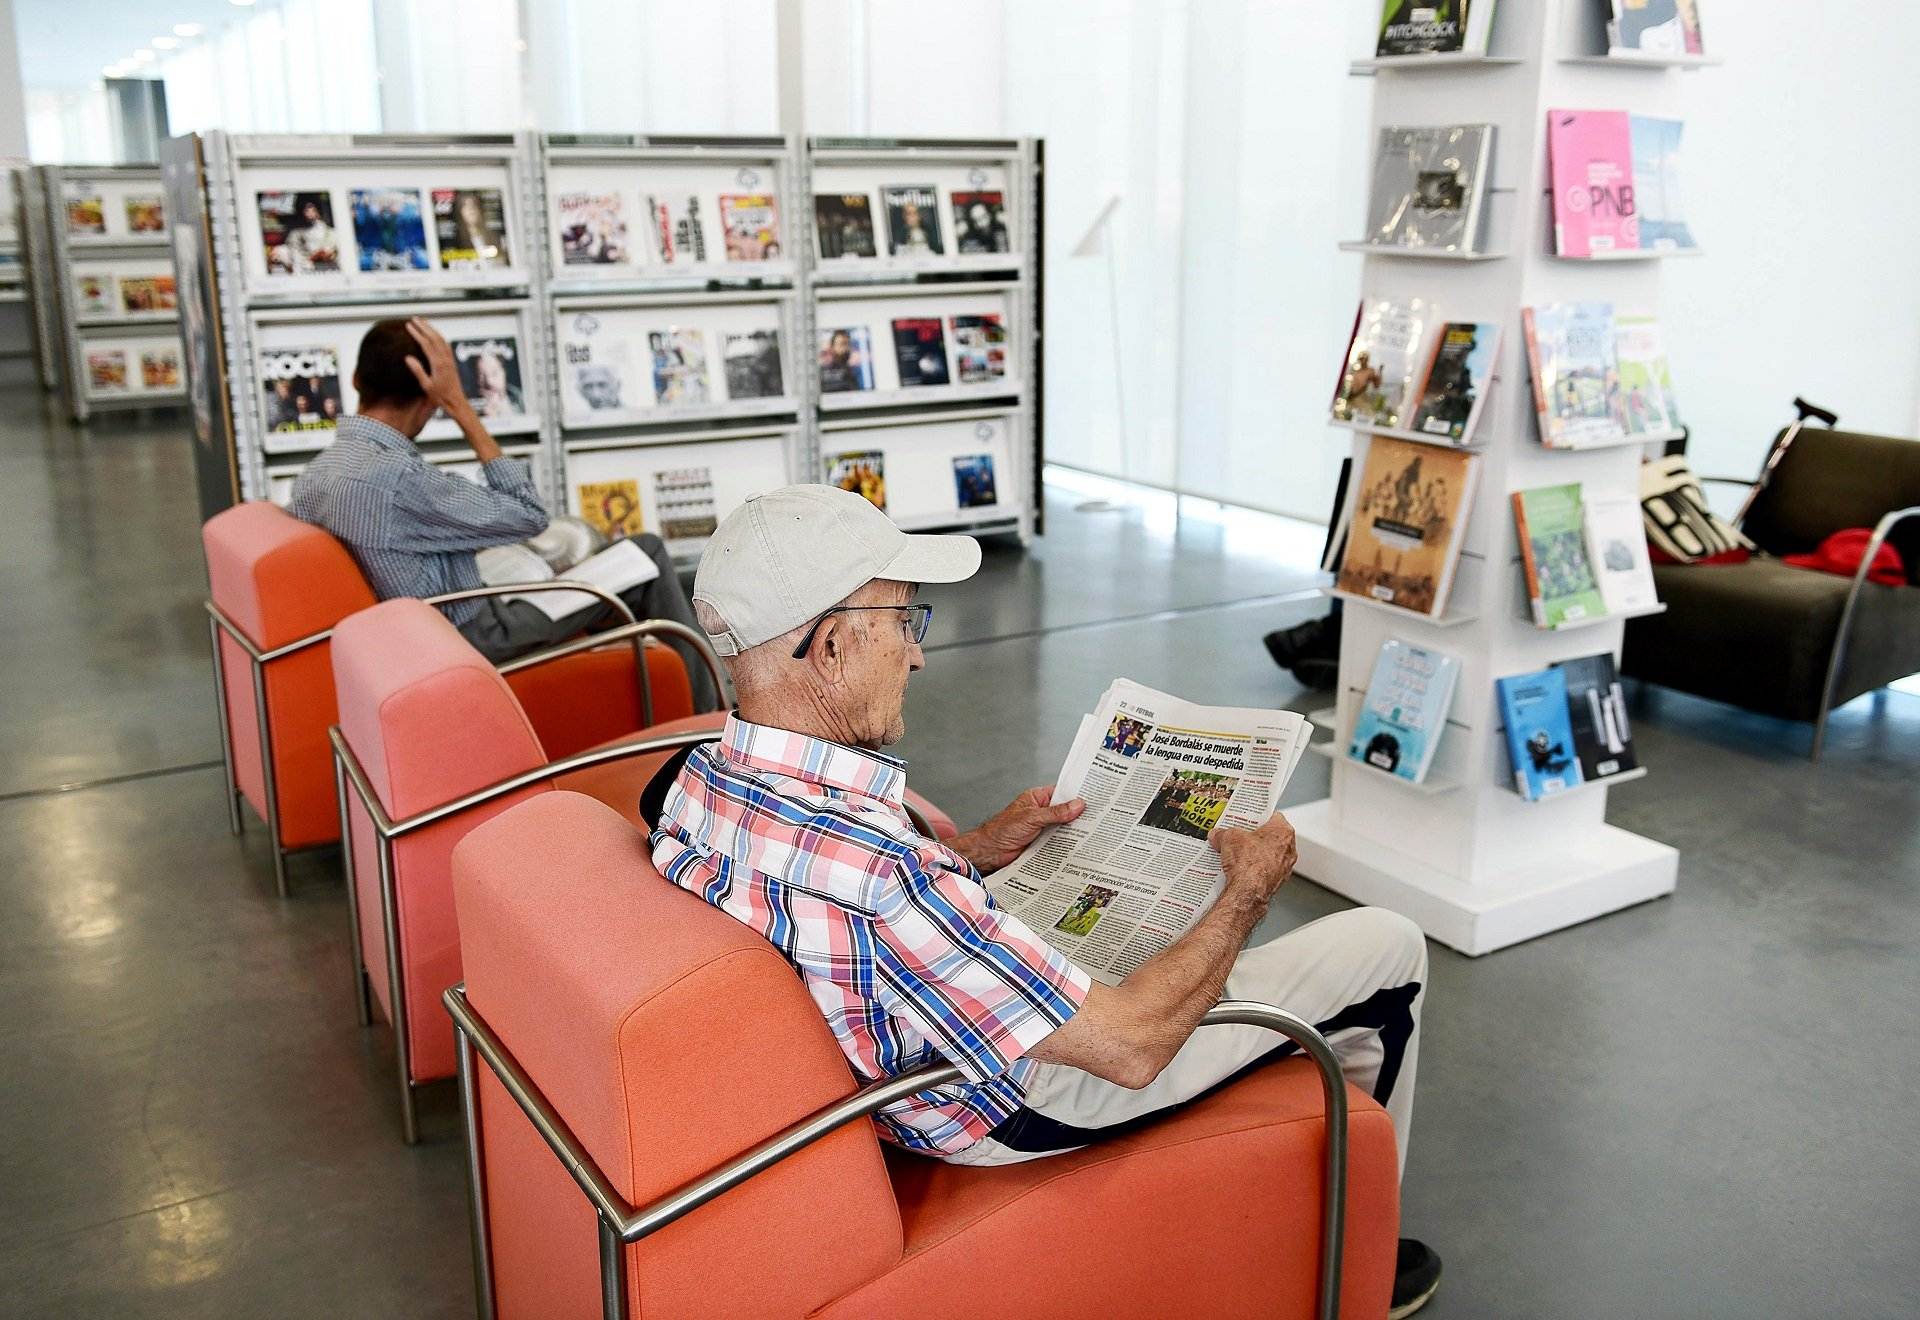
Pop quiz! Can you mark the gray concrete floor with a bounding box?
[1,389,1915,1318]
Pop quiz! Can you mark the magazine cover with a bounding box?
[1334,435,1479,616]
[86,349,128,391]
[561,314,634,414]
[1610,0,1703,54]
[558,192,628,265]
[452,336,524,419]
[432,188,511,270]
[1409,320,1501,442]
[351,187,430,271]
[125,196,166,233]
[259,346,343,433]
[1614,314,1679,435]
[814,193,878,259]
[1497,668,1583,800]
[950,313,1008,384]
[1630,116,1696,250]
[1513,483,1606,628]
[648,328,711,404]
[646,193,708,264]
[141,348,182,389]
[1548,109,1638,257]
[1554,652,1639,781]
[952,190,1010,253]
[65,190,106,236]
[818,327,875,392]
[1583,493,1658,614]
[1330,297,1430,428]
[1375,0,1467,56]
[577,479,645,539]
[882,185,944,255]
[1347,639,1461,784]
[1365,124,1493,251]
[892,317,951,387]
[1523,302,1624,447]
[74,274,111,316]
[720,193,781,261]
[722,329,785,399]
[118,276,176,313]
[825,450,887,510]
[653,467,720,543]
[953,454,999,508]
[257,191,341,274]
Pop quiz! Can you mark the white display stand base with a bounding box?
[1289,798,1677,957]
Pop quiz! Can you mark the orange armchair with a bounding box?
[444,792,1400,1320]
[202,501,703,893]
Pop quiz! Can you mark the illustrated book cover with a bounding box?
[722,329,785,399]
[1409,320,1501,443]
[257,191,341,274]
[720,193,781,261]
[1554,652,1639,782]
[1334,435,1480,617]
[1548,109,1638,257]
[1348,639,1461,784]
[1613,313,1679,435]
[259,347,343,436]
[814,193,877,259]
[648,328,711,405]
[557,192,627,265]
[1583,493,1658,615]
[825,450,887,510]
[882,185,943,255]
[1523,301,1625,447]
[1629,116,1697,251]
[1513,483,1606,628]
[351,187,430,272]
[952,190,1010,253]
[432,188,511,269]
[818,326,875,392]
[953,454,999,508]
[1497,668,1583,800]
[892,317,951,387]
[1365,124,1494,251]
[950,313,1008,384]
[1331,298,1430,429]
[452,337,524,419]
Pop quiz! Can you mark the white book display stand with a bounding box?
[1293,2,1710,955]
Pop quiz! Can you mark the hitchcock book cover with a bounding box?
[1548,109,1638,257]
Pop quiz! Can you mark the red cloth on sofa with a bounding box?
[1783,528,1908,586]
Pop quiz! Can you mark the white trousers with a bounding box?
[945,907,1428,1174]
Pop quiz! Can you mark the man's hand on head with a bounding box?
[402,317,475,421]
[948,786,1086,873]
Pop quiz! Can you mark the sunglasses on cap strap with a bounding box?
[792,603,933,659]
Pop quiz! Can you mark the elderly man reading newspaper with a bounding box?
[649,485,1441,1317]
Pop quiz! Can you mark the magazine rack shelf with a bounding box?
[1327,418,1488,451]
[1542,426,1685,451]
[802,137,1041,546]
[1294,0,1685,956]
[1511,764,1647,800]
[1337,241,1508,262]
[1350,54,1524,75]
[35,164,187,422]
[1560,54,1722,70]
[1545,247,1704,262]
[1520,600,1666,632]
[169,130,1045,556]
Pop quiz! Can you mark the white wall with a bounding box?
[1662,4,1920,475]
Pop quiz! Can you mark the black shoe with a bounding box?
[1390,1239,1442,1318]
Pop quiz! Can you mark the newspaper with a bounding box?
[474,538,660,620]
[984,681,1313,986]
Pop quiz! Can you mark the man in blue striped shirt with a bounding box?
[292,318,712,705]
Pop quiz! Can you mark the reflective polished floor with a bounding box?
[2,388,1916,1319]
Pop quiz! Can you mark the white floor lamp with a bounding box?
[1070,194,1130,513]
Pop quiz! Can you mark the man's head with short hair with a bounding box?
[353,318,432,434]
[693,485,980,750]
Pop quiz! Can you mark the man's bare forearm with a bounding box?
[450,401,502,462]
[1109,885,1270,1072]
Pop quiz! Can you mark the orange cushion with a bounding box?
[508,643,696,762]
[553,713,729,830]
[202,502,376,848]
[818,1065,1398,1319]
[333,599,552,1081]
[454,794,905,1319]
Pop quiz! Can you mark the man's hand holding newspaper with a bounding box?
[983,680,1314,986]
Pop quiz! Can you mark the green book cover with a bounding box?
[1514,483,1606,628]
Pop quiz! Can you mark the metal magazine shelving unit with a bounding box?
[36,163,187,422]
[13,165,64,391]
[535,132,804,569]
[173,130,1046,560]
[1291,0,1701,957]
[187,130,550,506]
[803,136,1042,544]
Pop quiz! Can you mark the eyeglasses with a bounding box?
[790,603,933,659]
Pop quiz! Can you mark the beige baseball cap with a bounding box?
[693,484,982,656]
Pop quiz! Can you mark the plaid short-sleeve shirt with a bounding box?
[650,715,1091,1156]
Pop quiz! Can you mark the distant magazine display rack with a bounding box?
[32,163,187,423]
[171,130,1044,559]
[1295,0,1711,956]
[804,137,1041,542]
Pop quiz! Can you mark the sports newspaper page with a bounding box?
[984,681,1313,986]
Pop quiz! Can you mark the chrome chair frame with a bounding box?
[444,984,1352,1320]
[328,618,729,1145]
[1695,474,1920,760]
[207,580,647,896]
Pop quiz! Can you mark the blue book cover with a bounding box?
[1348,640,1460,783]
[1497,667,1585,800]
